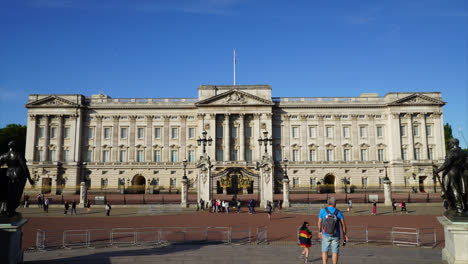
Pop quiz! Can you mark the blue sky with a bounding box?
[1,0,467,148]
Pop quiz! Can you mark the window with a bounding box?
[292,177,299,188]
[343,127,350,138]
[400,125,406,136]
[413,125,419,137]
[414,148,421,160]
[292,149,299,161]
[232,127,238,138]
[246,149,253,161]
[309,149,317,161]
[274,149,281,161]
[170,178,176,187]
[86,150,92,162]
[188,128,195,138]
[310,177,316,186]
[326,127,333,138]
[37,150,43,161]
[246,127,252,138]
[64,127,70,138]
[104,128,111,139]
[401,148,408,160]
[292,127,299,138]
[231,150,238,161]
[216,126,223,138]
[404,176,410,186]
[50,150,56,161]
[137,150,144,162]
[39,127,44,138]
[120,127,127,139]
[171,128,178,139]
[428,148,434,160]
[154,150,161,162]
[377,126,383,137]
[362,177,368,187]
[359,127,367,138]
[426,125,432,137]
[63,150,69,161]
[51,127,57,138]
[343,149,350,161]
[103,150,110,162]
[361,149,367,161]
[188,150,195,162]
[154,127,161,139]
[137,128,144,139]
[119,150,127,162]
[88,128,94,139]
[378,149,384,161]
[216,150,223,161]
[171,150,178,162]
[326,149,333,161]
[273,127,281,138]
[309,127,316,138]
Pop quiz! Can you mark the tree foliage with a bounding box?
[0,124,27,156]
[444,123,453,152]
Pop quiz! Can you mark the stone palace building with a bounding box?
[24,85,445,200]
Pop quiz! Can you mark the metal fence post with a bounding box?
[366,226,369,243]
[62,231,66,248]
[416,229,420,246]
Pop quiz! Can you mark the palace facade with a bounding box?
[24,85,445,197]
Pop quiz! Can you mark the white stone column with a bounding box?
[259,159,274,208]
[438,216,468,264]
[239,114,245,161]
[180,115,187,160]
[57,115,64,161]
[388,113,402,161]
[43,115,50,161]
[433,112,445,160]
[368,115,376,160]
[421,113,428,160]
[265,113,273,155]
[224,113,230,161]
[282,178,290,208]
[300,115,308,161]
[180,178,188,208]
[112,115,120,162]
[162,115,170,162]
[350,114,359,161]
[334,115,342,161]
[283,114,291,161]
[95,115,103,162]
[317,115,325,161]
[383,179,392,206]
[197,155,212,204]
[26,114,37,162]
[197,113,205,158]
[208,114,216,159]
[80,181,87,208]
[145,115,153,161]
[254,113,262,160]
[408,114,415,160]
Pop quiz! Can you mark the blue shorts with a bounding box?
[321,235,340,254]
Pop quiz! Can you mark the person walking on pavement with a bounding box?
[318,197,349,264]
[44,198,49,213]
[266,201,272,221]
[237,199,241,213]
[400,201,407,214]
[371,200,377,215]
[106,202,111,216]
[298,221,312,263]
[347,199,352,215]
[71,200,77,215]
[64,200,69,215]
[37,194,43,208]
[86,199,91,213]
[223,200,229,215]
[392,199,397,214]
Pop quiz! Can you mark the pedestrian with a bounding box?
[392,199,397,214]
[372,200,377,215]
[44,198,50,213]
[106,202,111,216]
[318,197,348,264]
[64,200,69,214]
[211,199,215,213]
[400,201,407,214]
[347,199,352,214]
[71,200,77,215]
[237,199,241,213]
[248,199,254,214]
[443,199,449,211]
[224,200,229,215]
[266,201,272,221]
[252,199,256,214]
[24,195,29,208]
[215,199,219,213]
[298,221,312,263]
[86,199,91,213]
[200,199,205,211]
[278,200,282,211]
[37,194,43,208]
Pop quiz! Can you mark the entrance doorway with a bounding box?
[42,178,52,194]
[131,175,146,194]
[323,174,335,193]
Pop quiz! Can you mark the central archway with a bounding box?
[323,174,335,193]
[131,174,146,194]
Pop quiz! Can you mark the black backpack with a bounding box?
[322,208,339,235]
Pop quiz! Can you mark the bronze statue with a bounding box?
[434,138,468,215]
[0,141,34,217]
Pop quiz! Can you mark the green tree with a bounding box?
[0,124,27,156]
[444,123,453,152]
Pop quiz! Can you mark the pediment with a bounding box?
[388,93,445,106]
[195,89,274,106]
[26,96,80,108]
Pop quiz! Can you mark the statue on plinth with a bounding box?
[433,138,468,216]
[0,141,34,217]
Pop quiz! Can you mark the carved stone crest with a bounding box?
[225,92,247,104]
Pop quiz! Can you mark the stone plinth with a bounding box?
[383,180,392,206]
[282,178,290,208]
[0,218,28,264]
[180,178,188,208]
[438,216,468,264]
[79,181,87,208]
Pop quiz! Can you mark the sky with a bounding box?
[1,0,467,148]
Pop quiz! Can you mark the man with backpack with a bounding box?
[317,197,348,264]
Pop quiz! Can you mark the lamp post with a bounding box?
[182,158,187,180]
[197,130,213,154]
[258,130,273,154]
[283,158,289,180]
[181,158,188,207]
[383,161,392,206]
[282,157,290,207]
[383,161,390,181]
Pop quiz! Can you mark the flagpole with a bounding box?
[233,49,236,86]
